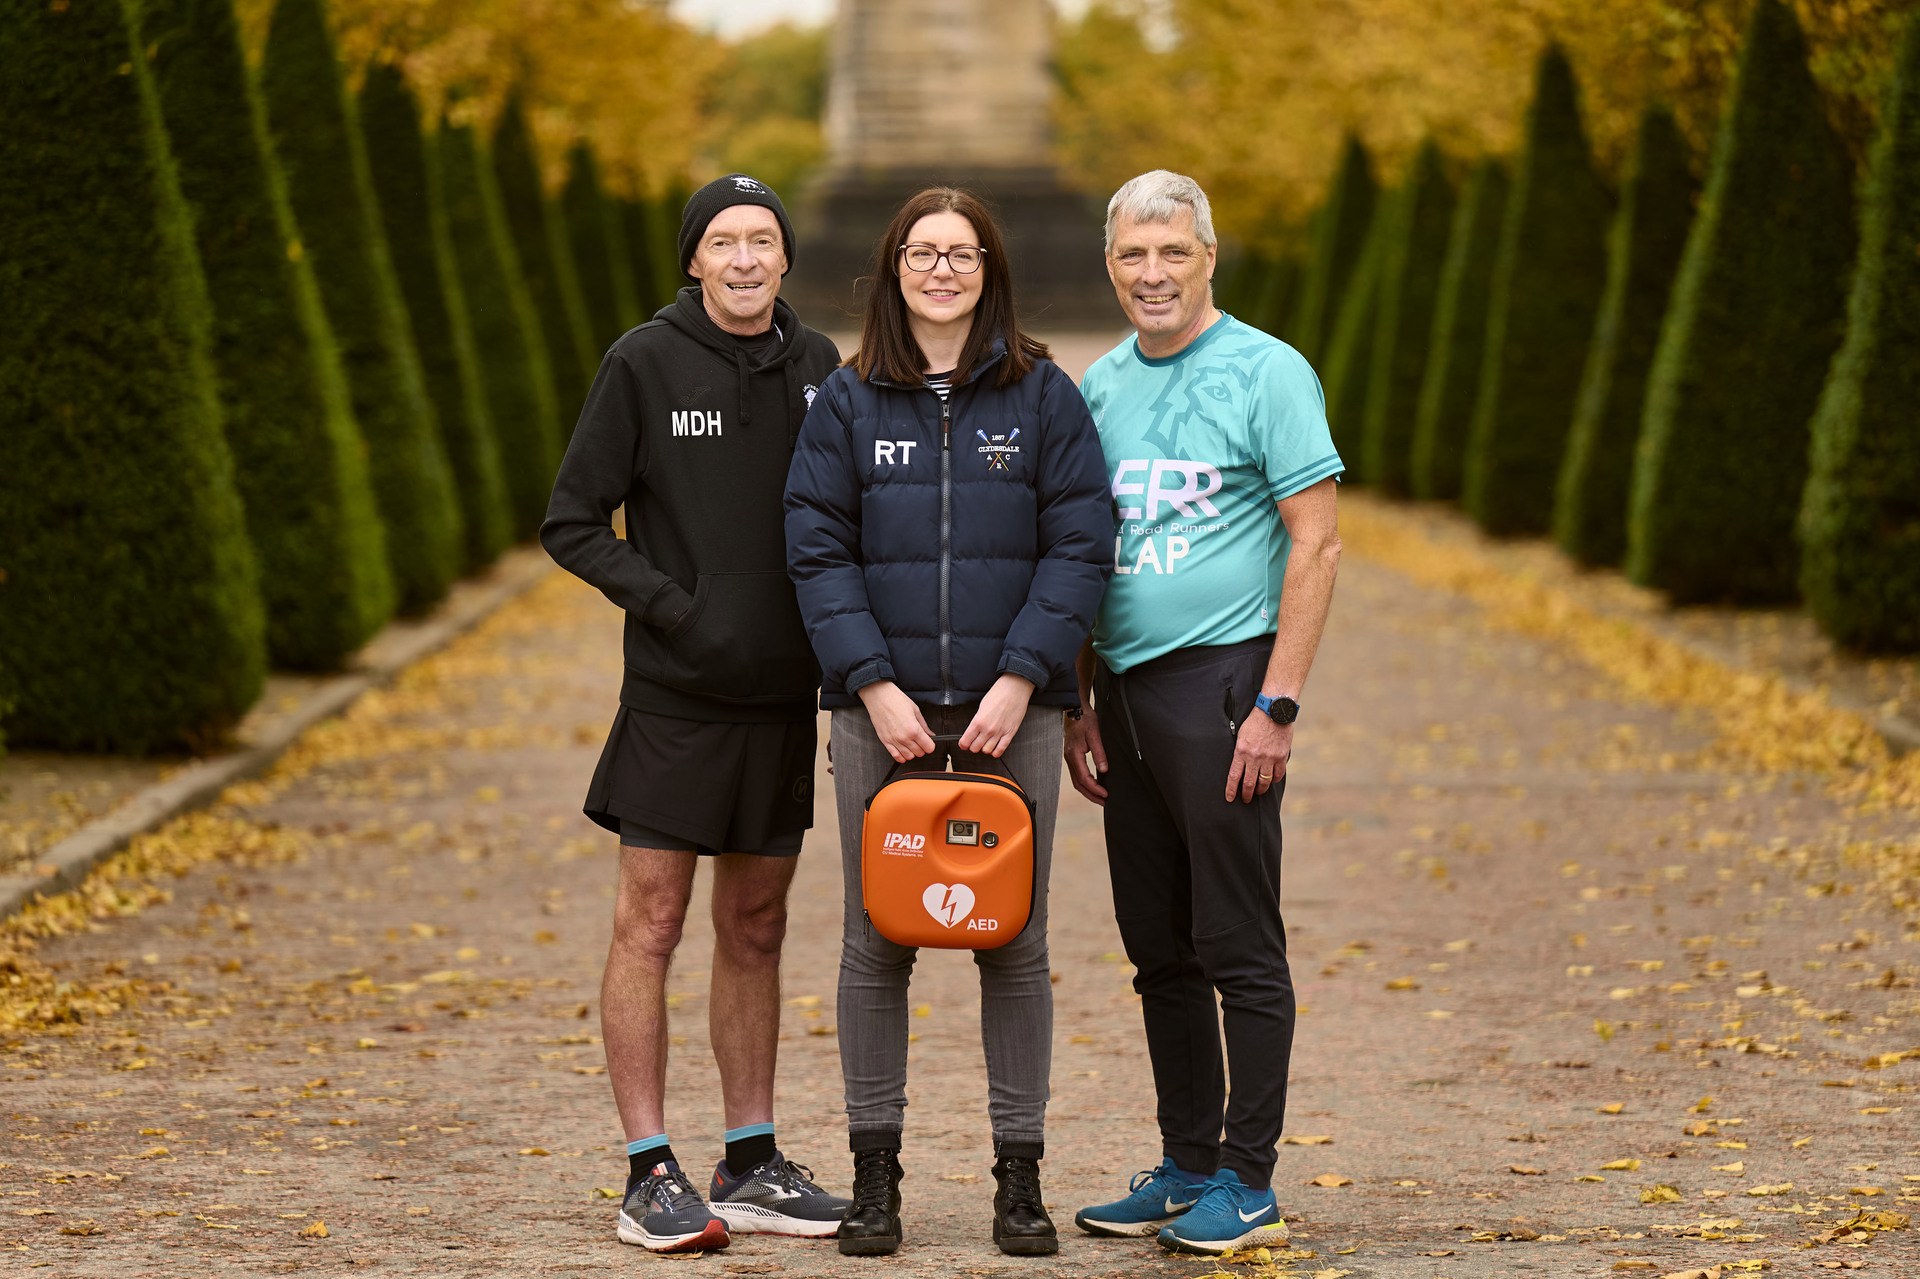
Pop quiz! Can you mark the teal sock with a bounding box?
[723,1122,776,1176]
[626,1133,672,1192]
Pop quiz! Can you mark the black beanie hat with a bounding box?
[678,173,796,278]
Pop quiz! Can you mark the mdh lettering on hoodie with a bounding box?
[671,409,725,437]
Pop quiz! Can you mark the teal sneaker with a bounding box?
[1073,1158,1208,1237]
[1155,1168,1288,1255]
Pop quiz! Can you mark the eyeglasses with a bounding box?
[898,243,985,274]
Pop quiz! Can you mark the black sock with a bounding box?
[626,1137,675,1193]
[724,1123,777,1175]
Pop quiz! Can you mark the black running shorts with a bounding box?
[583,708,816,856]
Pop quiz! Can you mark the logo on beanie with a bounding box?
[731,175,766,193]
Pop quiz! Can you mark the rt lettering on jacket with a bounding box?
[672,410,724,437]
[874,440,918,466]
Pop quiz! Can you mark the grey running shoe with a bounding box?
[709,1152,851,1237]
[617,1160,729,1252]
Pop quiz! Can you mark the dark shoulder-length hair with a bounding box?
[850,187,1050,390]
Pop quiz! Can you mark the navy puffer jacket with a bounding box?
[785,344,1114,708]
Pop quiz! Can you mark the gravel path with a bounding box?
[3,536,1916,1278]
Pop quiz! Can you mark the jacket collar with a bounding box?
[868,336,1008,391]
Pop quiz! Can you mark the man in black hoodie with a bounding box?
[542,174,846,1254]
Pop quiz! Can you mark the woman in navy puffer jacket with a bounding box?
[785,187,1112,1257]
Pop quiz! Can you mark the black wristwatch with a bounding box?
[1253,693,1299,725]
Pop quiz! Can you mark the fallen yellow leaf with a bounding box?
[299,1220,329,1239]
[1602,1159,1643,1171]
[1307,1173,1352,1187]
[1641,1184,1683,1203]
[1598,1102,1626,1115]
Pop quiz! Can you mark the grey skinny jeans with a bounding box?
[830,702,1062,1160]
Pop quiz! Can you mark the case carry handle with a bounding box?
[872,732,1021,799]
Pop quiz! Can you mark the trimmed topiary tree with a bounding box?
[1798,16,1920,650]
[647,188,690,310]
[1412,158,1509,502]
[358,63,511,573]
[1289,136,1377,365]
[625,199,672,320]
[1554,104,1697,568]
[139,0,392,669]
[562,142,641,348]
[0,0,264,751]
[1361,139,1456,496]
[1247,255,1301,340]
[1464,45,1612,537]
[438,121,562,540]
[493,95,597,416]
[1318,220,1386,479]
[260,0,462,614]
[1628,0,1857,603]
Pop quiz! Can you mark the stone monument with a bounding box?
[788,0,1110,327]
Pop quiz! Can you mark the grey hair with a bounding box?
[1104,170,1216,254]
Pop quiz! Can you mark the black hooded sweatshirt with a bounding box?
[541,287,840,722]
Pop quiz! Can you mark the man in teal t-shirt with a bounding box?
[1086,311,1343,670]
[1066,171,1343,1259]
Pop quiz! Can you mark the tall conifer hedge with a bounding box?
[1464,46,1613,536]
[1361,140,1455,496]
[493,96,597,417]
[358,64,511,572]
[261,0,462,614]
[1799,17,1920,650]
[1318,223,1386,478]
[439,122,562,539]
[1412,159,1508,502]
[0,0,264,751]
[1627,0,1857,603]
[1554,104,1697,568]
[139,0,392,669]
[562,142,640,348]
[1247,255,1301,340]
[647,188,690,308]
[619,199,659,320]
[1289,137,1377,365]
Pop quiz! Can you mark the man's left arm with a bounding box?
[1226,476,1340,802]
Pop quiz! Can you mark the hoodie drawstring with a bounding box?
[734,347,754,428]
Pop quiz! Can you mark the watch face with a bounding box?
[1268,697,1299,725]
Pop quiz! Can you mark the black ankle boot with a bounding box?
[992,1155,1058,1256]
[836,1147,903,1256]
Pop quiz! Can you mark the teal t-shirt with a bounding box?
[1083,314,1343,673]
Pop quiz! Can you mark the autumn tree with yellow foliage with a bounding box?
[1054,0,1916,248]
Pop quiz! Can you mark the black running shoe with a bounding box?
[617,1159,729,1253]
[709,1151,850,1237]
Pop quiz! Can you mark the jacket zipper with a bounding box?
[938,397,954,706]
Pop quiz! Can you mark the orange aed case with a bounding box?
[861,743,1035,950]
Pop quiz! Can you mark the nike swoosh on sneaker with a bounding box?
[1162,1197,1190,1214]
[1237,1205,1273,1223]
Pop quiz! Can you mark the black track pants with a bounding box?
[1095,637,1295,1190]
